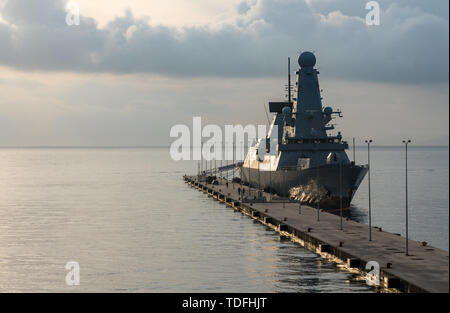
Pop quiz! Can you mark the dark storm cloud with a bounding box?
[0,0,448,83]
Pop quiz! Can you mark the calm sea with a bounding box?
[0,146,447,292]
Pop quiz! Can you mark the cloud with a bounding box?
[307,0,449,20]
[0,0,448,83]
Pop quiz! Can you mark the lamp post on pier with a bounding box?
[365,139,373,241]
[200,141,203,176]
[339,161,343,230]
[402,139,411,256]
[298,168,302,215]
[232,141,235,188]
[315,140,320,222]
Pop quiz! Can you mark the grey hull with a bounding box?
[239,164,368,210]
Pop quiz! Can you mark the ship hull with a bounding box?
[239,164,367,210]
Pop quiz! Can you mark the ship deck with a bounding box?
[183,175,449,293]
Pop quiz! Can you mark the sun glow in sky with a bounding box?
[75,0,241,28]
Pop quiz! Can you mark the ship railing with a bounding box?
[200,162,243,176]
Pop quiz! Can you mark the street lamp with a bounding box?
[201,141,203,175]
[316,175,320,221]
[232,142,235,188]
[339,160,343,230]
[403,139,411,256]
[298,168,302,215]
[283,169,287,208]
[315,140,320,222]
[365,139,373,241]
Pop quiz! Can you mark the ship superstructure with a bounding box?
[240,52,367,209]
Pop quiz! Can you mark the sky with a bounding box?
[0,0,448,146]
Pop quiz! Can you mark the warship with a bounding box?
[239,51,367,210]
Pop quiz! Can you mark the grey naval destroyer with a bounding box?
[239,51,367,210]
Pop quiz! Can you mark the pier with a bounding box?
[183,175,449,293]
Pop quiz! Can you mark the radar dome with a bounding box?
[298,51,316,68]
[324,107,333,115]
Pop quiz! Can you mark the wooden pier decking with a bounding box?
[183,175,449,293]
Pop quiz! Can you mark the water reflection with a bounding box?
[5,147,443,292]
